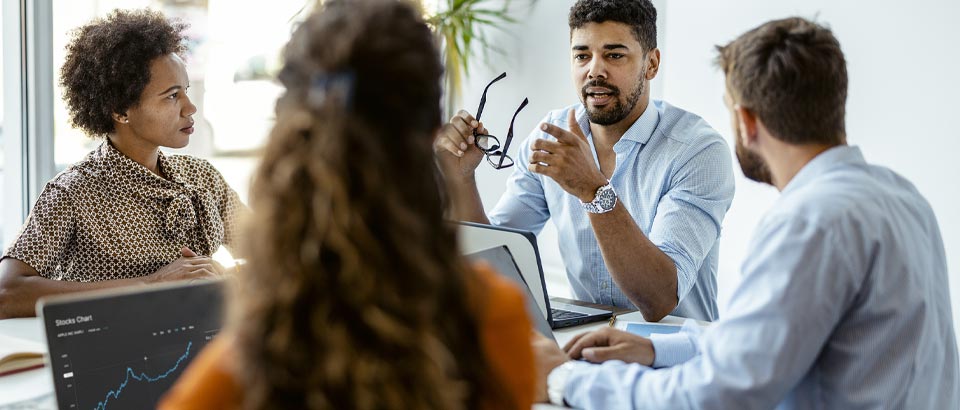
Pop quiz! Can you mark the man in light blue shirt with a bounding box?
[436,0,734,321]
[533,17,960,409]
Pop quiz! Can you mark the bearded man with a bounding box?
[436,0,734,321]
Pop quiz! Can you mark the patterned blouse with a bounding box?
[3,141,247,282]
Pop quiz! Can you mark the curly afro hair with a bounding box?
[569,0,658,52]
[60,9,187,138]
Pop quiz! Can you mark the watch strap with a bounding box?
[581,182,617,214]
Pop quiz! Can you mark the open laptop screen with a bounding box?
[38,281,223,410]
[466,246,555,340]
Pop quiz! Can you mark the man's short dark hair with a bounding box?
[716,17,847,145]
[569,0,657,51]
[60,9,187,138]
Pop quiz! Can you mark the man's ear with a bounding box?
[645,48,660,80]
[112,112,129,124]
[735,104,759,147]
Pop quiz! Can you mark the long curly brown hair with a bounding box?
[231,1,506,409]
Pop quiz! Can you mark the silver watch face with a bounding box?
[595,185,617,211]
[593,185,617,212]
[582,184,617,213]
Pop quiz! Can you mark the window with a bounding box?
[51,0,312,203]
[0,4,6,246]
[51,0,316,262]
[47,0,311,261]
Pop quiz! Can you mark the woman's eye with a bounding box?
[168,92,178,99]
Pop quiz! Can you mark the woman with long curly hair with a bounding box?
[160,0,536,409]
[0,9,244,319]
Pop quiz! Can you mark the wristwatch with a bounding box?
[581,182,617,214]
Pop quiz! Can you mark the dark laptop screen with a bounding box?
[39,281,223,410]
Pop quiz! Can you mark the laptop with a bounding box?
[36,281,224,410]
[458,222,613,329]
[466,246,556,340]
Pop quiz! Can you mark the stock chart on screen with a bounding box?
[39,281,223,410]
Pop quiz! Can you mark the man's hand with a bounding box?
[564,327,655,365]
[145,247,223,284]
[532,333,570,403]
[529,110,608,202]
[434,110,487,180]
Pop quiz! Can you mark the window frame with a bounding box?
[2,0,55,247]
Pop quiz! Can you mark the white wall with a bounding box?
[456,0,665,297]
[456,0,576,297]
[462,0,960,331]
[659,0,960,327]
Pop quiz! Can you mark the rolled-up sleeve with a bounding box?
[487,119,552,234]
[648,138,734,301]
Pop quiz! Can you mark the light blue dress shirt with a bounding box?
[488,100,735,321]
[562,145,960,409]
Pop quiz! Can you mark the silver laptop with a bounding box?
[458,222,613,329]
[36,281,224,410]
[466,245,556,340]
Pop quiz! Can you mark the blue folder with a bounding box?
[624,323,683,338]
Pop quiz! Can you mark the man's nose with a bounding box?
[588,57,607,80]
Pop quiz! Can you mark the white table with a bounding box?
[1,312,684,409]
[0,318,50,408]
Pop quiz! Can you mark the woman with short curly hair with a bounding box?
[0,9,245,319]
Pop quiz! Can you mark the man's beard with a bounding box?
[581,72,645,126]
[734,124,773,185]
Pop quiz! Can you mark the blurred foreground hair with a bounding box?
[232,0,506,409]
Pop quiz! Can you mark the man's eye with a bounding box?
[574,54,589,60]
[608,53,624,59]
[168,92,178,99]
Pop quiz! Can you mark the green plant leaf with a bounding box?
[431,0,539,116]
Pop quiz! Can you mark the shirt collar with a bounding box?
[576,100,660,146]
[781,145,865,195]
[99,140,185,186]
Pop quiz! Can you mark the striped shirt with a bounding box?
[489,100,735,321]
[561,145,960,409]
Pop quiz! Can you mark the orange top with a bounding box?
[159,263,536,410]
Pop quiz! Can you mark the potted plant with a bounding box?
[420,0,536,117]
[296,0,536,117]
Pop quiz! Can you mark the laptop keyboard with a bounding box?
[551,308,588,321]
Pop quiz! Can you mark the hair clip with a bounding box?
[308,70,356,110]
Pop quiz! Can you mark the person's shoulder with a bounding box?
[470,261,527,320]
[42,147,107,194]
[767,162,926,234]
[157,335,241,410]
[167,153,216,172]
[167,154,228,187]
[654,100,725,146]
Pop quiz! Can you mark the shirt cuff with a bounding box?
[547,360,592,406]
[650,332,698,368]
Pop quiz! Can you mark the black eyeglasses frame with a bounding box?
[473,72,527,170]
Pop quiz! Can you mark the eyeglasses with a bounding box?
[474,72,529,170]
